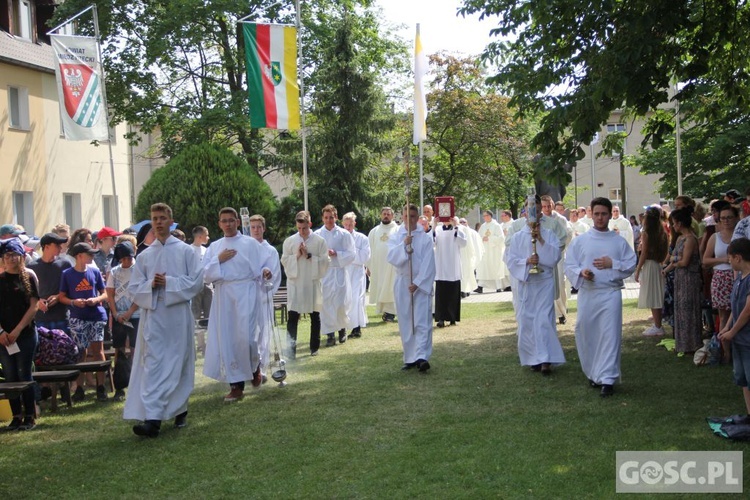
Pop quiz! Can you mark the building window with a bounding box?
[8,85,30,130]
[606,123,627,157]
[609,188,622,205]
[11,0,33,40]
[63,193,82,230]
[12,191,34,235]
[102,195,117,228]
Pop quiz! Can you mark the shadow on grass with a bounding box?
[2,301,749,498]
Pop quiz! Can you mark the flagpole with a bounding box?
[47,5,95,34]
[48,4,119,228]
[413,23,427,211]
[419,142,424,210]
[296,0,309,213]
[92,4,120,229]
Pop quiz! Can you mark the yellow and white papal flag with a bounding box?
[413,24,428,145]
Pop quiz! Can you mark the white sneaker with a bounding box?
[643,325,665,336]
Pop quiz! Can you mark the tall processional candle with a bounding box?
[527,191,543,274]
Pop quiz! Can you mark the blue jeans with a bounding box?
[0,328,38,417]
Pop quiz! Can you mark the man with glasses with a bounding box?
[202,207,269,403]
[281,211,329,357]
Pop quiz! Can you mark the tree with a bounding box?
[305,9,398,216]
[459,0,750,184]
[134,143,278,241]
[51,0,407,174]
[52,0,285,168]
[636,87,750,198]
[421,54,534,215]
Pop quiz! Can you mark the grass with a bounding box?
[1,299,749,499]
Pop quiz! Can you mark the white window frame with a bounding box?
[606,123,626,133]
[59,21,76,36]
[609,188,622,206]
[606,123,627,157]
[11,0,33,40]
[12,191,34,235]
[63,193,82,230]
[8,85,30,131]
[102,195,117,228]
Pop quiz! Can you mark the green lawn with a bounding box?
[1,300,748,499]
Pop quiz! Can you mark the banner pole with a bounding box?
[296,0,309,213]
[92,4,120,228]
[46,4,95,35]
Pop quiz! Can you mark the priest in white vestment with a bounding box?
[568,209,590,237]
[342,212,371,338]
[202,208,268,402]
[507,202,566,311]
[565,197,637,397]
[125,203,204,438]
[539,197,572,324]
[499,211,515,289]
[608,205,635,249]
[315,205,355,345]
[387,204,436,372]
[505,223,564,373]
[458,218,483,296]
[367,207,399,322]
[281,211,329,357]
[248,215,281,379]
[578,206,594,228]
[475,211,505,292]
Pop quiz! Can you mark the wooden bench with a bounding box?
[37,360,114,393]
[33,370,80,411]
[0,381,35,400]
[273,286,288,324]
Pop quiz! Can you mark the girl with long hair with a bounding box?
[0,239,40,430]
[662,207,703,354]
[636,207,669,335]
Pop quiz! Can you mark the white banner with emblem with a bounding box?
[50,34,109,141]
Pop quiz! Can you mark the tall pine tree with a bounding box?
[306,10,395,216]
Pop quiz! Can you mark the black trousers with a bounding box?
[287,311,321,352]
[435,280,461,322]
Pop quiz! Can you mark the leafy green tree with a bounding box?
[134,143,278,241]
[52,0,288,168]
[459,0,750,184]
[305,9,398,216]
[422,54,534,215]
[636,88,750,198]
[52,0,407,175]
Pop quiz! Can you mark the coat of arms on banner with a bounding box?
[264,62,282,86]
[59,63,102,127]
